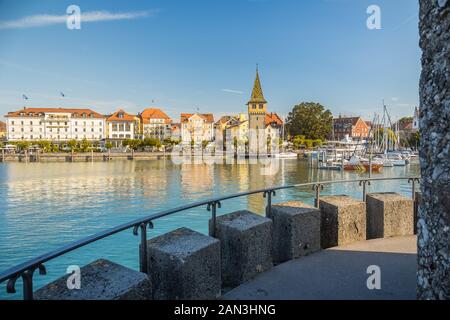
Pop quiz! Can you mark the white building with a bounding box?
[5,107,105,142]
[140,108,172,140]
[180,113,215,144]
[106,109,140,141]
[413,106,419,131]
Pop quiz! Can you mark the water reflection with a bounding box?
[0,159,420,299]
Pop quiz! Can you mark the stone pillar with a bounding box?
[271,201,321,263]
[34,259,152,300]
[210,210,272,287]
[319,195,366,248]
[145,227,221,300]
[418,0,450,300]
[366,192,414,239]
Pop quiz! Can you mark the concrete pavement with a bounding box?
[222,236,417,300]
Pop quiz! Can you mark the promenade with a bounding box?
[223,236,417,300]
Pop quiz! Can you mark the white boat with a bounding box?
[274,152,298,159]
[374,155,394,167]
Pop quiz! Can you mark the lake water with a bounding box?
[0,158,420,299]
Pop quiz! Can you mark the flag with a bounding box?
[60,92,65,97]
[22,94,28,100]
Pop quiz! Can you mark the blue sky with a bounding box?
[0,0,420,122]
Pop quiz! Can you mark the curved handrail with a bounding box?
[0,175,421,299]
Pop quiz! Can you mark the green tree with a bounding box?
[286,102,333,140]
[15,141,31,151]
[373,128,397,145]
[408,131,420,149]
[36,140,51,153]
[79,139,92,152]
[105,141,113,150]
[67,139,78,152]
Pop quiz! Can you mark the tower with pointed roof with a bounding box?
[247,67,267,154]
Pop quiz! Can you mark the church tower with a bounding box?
[247,67,267,155]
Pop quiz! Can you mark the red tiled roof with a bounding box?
[333,117,361,126]
[141,108,172,124]
[181,113,214,123]
[5,107,103,118]
[106,109,137,122]
[265,112,283,126]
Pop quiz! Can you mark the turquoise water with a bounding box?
[0,159,420,299]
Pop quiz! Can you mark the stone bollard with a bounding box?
[210,210,272,287]
[319,195,366,249]
[144,227,221,300]
[414,191,422,235]
[271,201,321,263]
[366,192,414,239]
[34,259,151,300]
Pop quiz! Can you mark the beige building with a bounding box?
[106,109,140,143]
[0,121,6,139]
[181,113,215,144]
[4,107,105,142]
[140,108,172,140]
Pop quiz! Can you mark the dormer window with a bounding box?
[20,112,25,116]
[82,113,87,118]
[118,113,124,119]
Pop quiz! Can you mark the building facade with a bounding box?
[265,112,283,140]
[106,109,140,143]
[412,106,419,131]
[0,121,6,140]
[5,108,105,142]
[332,116,370,141]
[180,113,214,144]
[140,108,172,140]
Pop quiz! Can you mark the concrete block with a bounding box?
[34,259,151,300]
[271,201,321,262]
[145,227,221,300]
[366,192,414,239]
[210,210,272,287]
[319,195,366,249]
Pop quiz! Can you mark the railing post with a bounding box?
[359,180,371,202]
[408,178,420,201]
[207,201,221,237]
[134,221,153,274]
[312,184,323,208]
[263,190,276,218]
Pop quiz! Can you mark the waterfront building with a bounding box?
[215,113,249,147]
[106,109,140,145]
[140,108,172,140]
[247,68,267,154]
[0,121,6,139]
[180,113,215,144]
[171,123,181,141]
[4,107,105,142]
[265,112,283,141]
[332,116,370,141]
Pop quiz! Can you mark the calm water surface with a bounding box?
[0,159,420,299]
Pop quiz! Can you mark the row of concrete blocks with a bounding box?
[34,192,416,300]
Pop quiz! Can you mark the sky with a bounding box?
[0,0,421,123]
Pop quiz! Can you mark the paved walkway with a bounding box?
[223,236,417,300]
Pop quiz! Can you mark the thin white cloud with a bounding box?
[0,10,158,30]
[221,89,243,95]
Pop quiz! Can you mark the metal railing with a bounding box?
[0,176,421,300]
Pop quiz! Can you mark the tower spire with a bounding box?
[248,65,267,104]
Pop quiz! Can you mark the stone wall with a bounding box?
[417,0,450,300]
